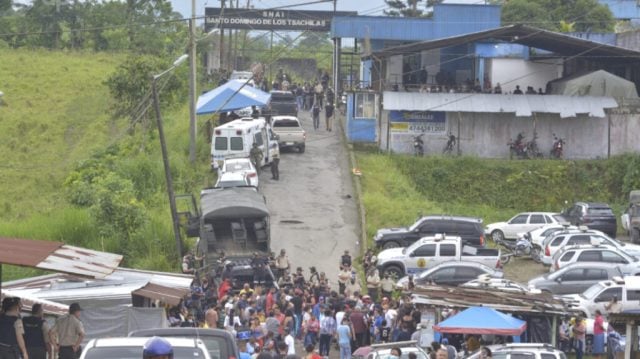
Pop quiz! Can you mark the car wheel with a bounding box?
[500,253,511,265]
[532,247,542,263]
[383,265,404,279]
[491,230,505,242]
[382,241,400,249]
[299,144,305,153]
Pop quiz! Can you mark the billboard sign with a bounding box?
[389,110,446,134]
[204,8,357,32]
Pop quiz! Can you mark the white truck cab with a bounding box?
[211,117,279,169]
[562,276,640,317]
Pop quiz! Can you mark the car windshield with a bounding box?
[553,215,566,222]
[217,180,248,188]
[581,283,605,299]
[272,119,300,127]
[587,208,613,215]
[224,162,251,171]
[84,347,205,359]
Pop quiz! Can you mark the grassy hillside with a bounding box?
[356,149,640,242]
[0,49,213,281]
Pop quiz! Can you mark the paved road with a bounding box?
[260,110,360,286]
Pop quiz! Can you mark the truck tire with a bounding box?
[632,228,640,244]
[298,144,305,153]
[383,265,404,279]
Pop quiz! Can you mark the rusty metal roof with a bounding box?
[1,290,68,316]
[0,237,123,279]
[411,285,568,315]
[132,282,191,306]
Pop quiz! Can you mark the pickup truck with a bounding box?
[376,235,501,278]
[271,116,306,153]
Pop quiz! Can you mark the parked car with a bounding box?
[268,90,298,117]
[528,262,625,295]
[461,278,535,293]
[374,216,485,249]
[363,341,429,359]
[215,171,253,189]
[377,235,501,278]
[540,228,640,266]
[396,261,503,289]
[466,343,567,359]
[562,276,640,318]
[485,212,564,241]
[220,157,259,188]
[270,115,306,153]
[562,202,617,238]
[128,327,239,359]
[80,337,211,359]
[524,223,576,249]
[550,244,640,272]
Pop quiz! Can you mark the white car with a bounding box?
[220,157,259,188]
[485,212,564,241]
[561,276,640,318]
[215,171,253,189]
[461,278,539,294]
[550,244,640,273]
[80,337,211,359]
[523,223,577,249]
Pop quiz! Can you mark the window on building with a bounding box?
[355,93,376,119]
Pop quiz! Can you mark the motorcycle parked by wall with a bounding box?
[443,132,457,155]
[525,131,542,159]
[414,134,425,156]
[550,134,565,159]
[495,236,538,264]
[508,132,527,159]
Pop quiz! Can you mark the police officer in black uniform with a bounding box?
[23,304,50,359]
[0,297,29,359]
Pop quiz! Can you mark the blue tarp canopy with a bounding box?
[433,306,527,335]
[196,80,271,115]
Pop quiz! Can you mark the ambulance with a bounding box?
[211,117,279,169]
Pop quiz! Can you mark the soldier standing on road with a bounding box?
[50,302,85,359]
[0,297,29,359]
[312,104,321,130]
[270,153,280,180]
[325,102,334,132]
[250,143,263,174]
[23,303,52,359]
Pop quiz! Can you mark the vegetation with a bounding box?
[501,0,615,32]
[356,150,640,242]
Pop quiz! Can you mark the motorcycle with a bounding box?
[525,131,542,159]
[550,134,565,159]
[443,132,457,155]
[414,134,425,156]
[507,132,527,159]
[495,235,537,265]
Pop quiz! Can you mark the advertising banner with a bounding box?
[388,110,446,134]
[205,8,357,32]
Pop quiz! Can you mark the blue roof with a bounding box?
[331,4,501,41]
[433,306,527,335]
[196,80,271,115]
[598,0,640,20]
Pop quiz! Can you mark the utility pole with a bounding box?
[220,0,226,70]
[188,0,197,163]
[332,0,340,107]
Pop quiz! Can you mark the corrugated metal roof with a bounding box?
[0,237,123,279]
[132,283,191,306]
[411,285,568,315]
[370,24,640,64]
[383,92,618,118]
[1,290,68,316]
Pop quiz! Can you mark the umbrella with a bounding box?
[353,346,372,358]
[433,306,526,335]
[196,79,271,115]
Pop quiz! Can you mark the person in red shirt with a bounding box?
[592,310,605,359]
[218,278,232,300]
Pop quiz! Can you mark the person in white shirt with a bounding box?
[284,328,296,355]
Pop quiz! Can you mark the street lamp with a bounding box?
[152,53,189,259]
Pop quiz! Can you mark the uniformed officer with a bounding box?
[0,297,29,359]
[23,303,51,359]
[50,302,85,359]
[249,143,263,173]
[143,337,173,359]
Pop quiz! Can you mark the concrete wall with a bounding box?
[379,110,640,159]
[489,58,562,94]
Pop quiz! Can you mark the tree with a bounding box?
[384,0,429,17]
[298,32,331,48]
[502,0,614,32]
[0,0,11,12]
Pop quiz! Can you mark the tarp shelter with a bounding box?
[201,187,269,220]
[196,79,271,114]
[548,70,639,98]
[433,306,527,335]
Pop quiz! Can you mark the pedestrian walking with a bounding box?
[318,310,336,357]
[50,302,85,359]
[312,104,321,130]
[0,297,29,359]
[23,303,52,359]
[270,153,280,180]
[336,318,353,359]
[325,102,334,132]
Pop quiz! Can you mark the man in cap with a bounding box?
[23,303,52,359]
[50,302,85,359]
[0,297,28,359]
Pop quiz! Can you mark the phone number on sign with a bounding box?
[409,123,446,133]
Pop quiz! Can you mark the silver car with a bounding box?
[528,262,624,295]
[466,343,566,359]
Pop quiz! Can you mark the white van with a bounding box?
[211,117,279,169]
